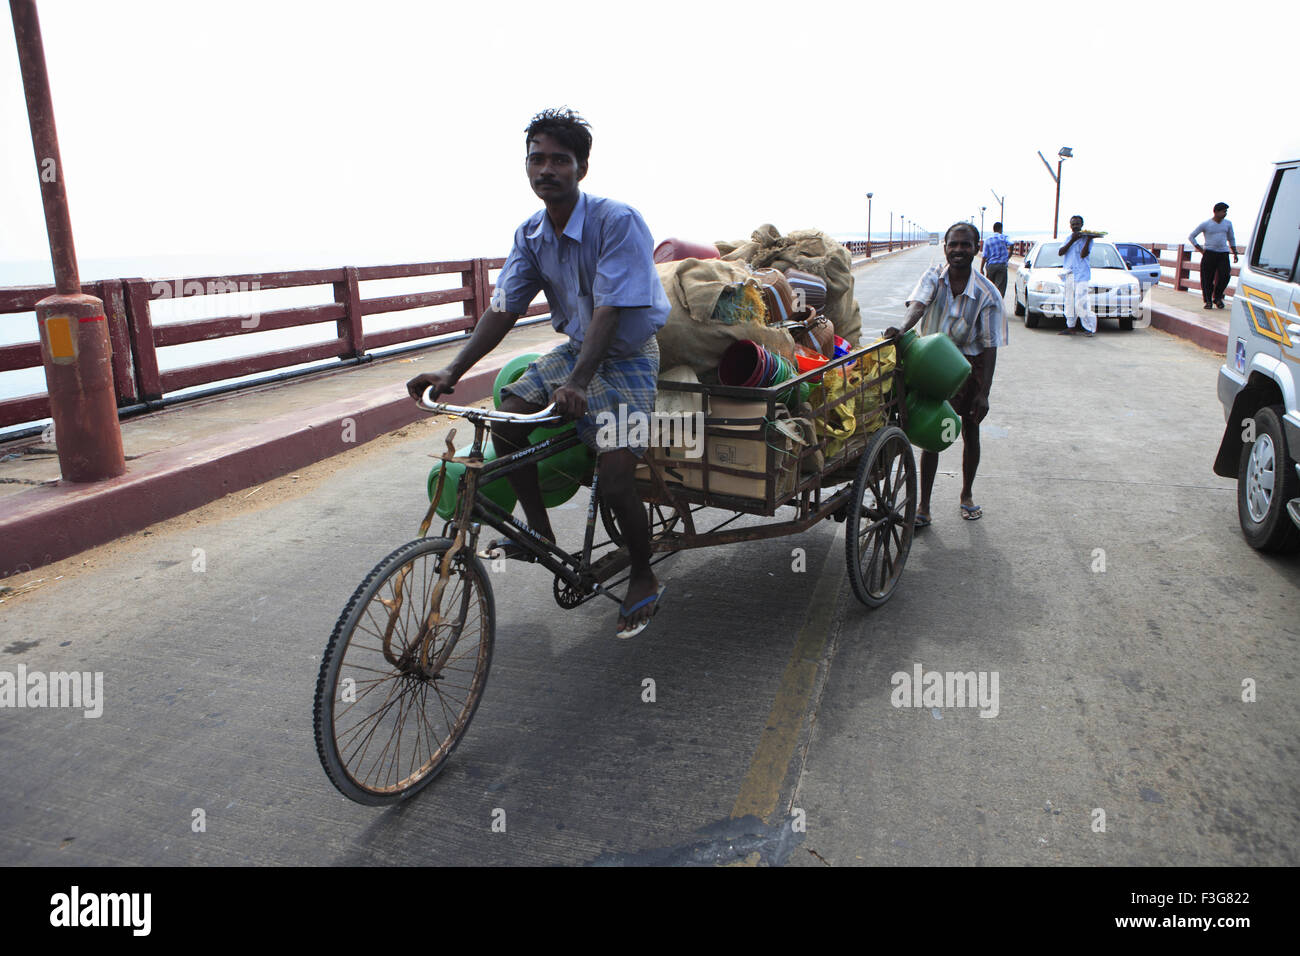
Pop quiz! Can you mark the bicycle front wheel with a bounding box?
[313,537,495,805]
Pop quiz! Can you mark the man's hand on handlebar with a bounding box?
[407,369,458,402]
[552,382,588,421]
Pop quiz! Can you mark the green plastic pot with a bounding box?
[492,352,595,499]
[904,391,962,452]
[899,328,971,401]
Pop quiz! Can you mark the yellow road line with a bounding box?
[730,532,845,822]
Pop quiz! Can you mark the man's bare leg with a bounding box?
[960,420,981,510]
[599,448,659,633]
[918,449,939,522]
[492,394,555,544]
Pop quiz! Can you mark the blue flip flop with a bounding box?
[961,503,983,521]
[616,584,666,639]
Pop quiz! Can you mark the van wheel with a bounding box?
[1237,405,1300,553]
[1024,309,1040,329]
[1013,292,1025,317]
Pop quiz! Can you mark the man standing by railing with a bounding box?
[405,108,670,639]
[1188,202,1239,310]
[980,222,1011,297]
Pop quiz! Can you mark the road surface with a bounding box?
[2,245,1296,866]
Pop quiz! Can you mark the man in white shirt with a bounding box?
[1057,215,1097,336]
[1188,202,1239,309]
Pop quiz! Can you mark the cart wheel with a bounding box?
[845,426,917,607]
[314,537,494,805]
[600,495,690,548]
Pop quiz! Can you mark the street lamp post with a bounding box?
[1038,146,1073,238]
[980,205,986,237]
[10,0,125,482]
[866,192,873,258]
[990,188,1005,229]
[889,211,893,252]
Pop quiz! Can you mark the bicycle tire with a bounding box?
[313,537,495,805]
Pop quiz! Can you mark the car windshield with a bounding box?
[1032,242,1126,270]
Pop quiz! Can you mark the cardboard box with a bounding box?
[641,396,795,502]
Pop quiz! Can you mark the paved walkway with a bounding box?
[0,322,567,576]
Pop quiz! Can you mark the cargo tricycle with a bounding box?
[313,336,916,805]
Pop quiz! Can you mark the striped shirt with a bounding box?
[906,266,1009,356]
[981,233,1011,265]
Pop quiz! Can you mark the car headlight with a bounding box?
[1030,279,1062,293]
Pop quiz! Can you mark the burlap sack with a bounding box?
[654,258,797,380]
[715,224,863,345]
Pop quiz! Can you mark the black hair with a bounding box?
[525,108,592,165]
[1214,202,1229,212]
[944,221,979,244]
[993,221,1003,232]
[1070,214,1084,223]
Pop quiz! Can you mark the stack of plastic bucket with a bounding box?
[897,329,971,451]
[718,340,811,407]
[426,353,596,519]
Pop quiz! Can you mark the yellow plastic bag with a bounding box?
[809,341,897,459]
[855,342,896,434]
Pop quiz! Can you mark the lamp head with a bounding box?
[1058,146,1073,159]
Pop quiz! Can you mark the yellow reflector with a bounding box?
[46,315,75,360]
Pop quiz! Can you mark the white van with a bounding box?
[1213,148,1300,552]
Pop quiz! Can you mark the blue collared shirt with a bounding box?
[982,233,1010,265]
[494,192,669,359]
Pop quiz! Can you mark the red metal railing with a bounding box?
[1144,243,1241,301]
[846,239,1034,258]
[0,256,547,430]
[844,239,928,257]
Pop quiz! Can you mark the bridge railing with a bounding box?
[0,257,549,431]
[1144,243,1240,301]
[844,239,928,257]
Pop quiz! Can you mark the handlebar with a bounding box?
[418,388,562,425]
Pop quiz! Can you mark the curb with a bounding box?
[1006,263,1228,353]
[0,357,508,578]
[850,246,924,267]
[1147,301,1229,354]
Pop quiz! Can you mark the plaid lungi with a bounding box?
[501,336,660,454]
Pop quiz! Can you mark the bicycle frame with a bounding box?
[425,401,628,607]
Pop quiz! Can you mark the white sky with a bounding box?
[2,0,1297,274]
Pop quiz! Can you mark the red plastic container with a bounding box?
[653,238,721,264]
[794,346,829,374]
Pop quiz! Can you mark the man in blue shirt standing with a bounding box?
[1057,215,1097,336]
[407,109,670,638]
[979,221,1011,297]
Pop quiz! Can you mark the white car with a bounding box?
[1013,239,1144,331]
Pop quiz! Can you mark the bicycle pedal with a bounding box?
[477,543,537,562]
